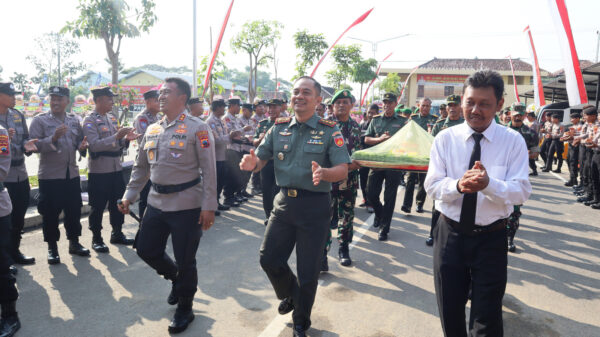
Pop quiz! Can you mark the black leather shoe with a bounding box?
[235,194,248,202]
[92,240,109,253]
[168,297,194,334]
[378,231,388,241]
[223,198,240,207]
[552,169,561,173]
[401,205,411,213]
[0,314,20,337]
[577,196,591,203]
[47,248,60,265]
[541,169,550,172]
[167,281,178,305]
[416,205,424,213]
[12,251,35,265]
[241,191,254,199]
[529,171,538,176]
[293,324,307,337]
[373,217,381,228]
[425,236,434,246]
[9,265,17,276]
[591,203,600,209]
[278,297,294,315]
[508,242,516,253]
[564,180,574,187]
[110,232,134,245]
[217,203,230,211]
[338,245,351,267]
[584,200,599,206]
[68,241,90,256]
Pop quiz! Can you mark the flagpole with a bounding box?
[192,0,197,96]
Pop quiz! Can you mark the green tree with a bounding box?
[293,30,328,80]
[352,58,377,109]
[9,73,31,97]
[376,73,402,96]
[63,0,157,91]
[198,53,228,101]
[122,64,192,74]
[27,33,87,91]
[231,20,283,101]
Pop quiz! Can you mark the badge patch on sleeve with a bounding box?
[333,131,345,148]
[0,135,9,155]
[197,131,210,148]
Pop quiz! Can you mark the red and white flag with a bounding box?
[202,0,234,98]
[524,26,546,107]
[506,56,520,103]
[547,0,587,105]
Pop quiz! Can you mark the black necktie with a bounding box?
[459,133,483,227]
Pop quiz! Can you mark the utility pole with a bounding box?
[57,33,62,86]
[596,30,599,63]
[192,0,197,96]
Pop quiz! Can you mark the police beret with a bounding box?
[227,98,241,105]
[143,90,159,100]
[382,92,397,102]
[330,89,354,105]
[0,83,17,95]
[91,86,116,99]
[570,112,582,118]
[583,106,598,115]
[189,97,203,105]
[49,86,70,97]
[446,94,461,104]
[267,98,283,105]
[242,103,253,110]
[439,103,447,109]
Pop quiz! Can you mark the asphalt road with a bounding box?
[11,168,600,337]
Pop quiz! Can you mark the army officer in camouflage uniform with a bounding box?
[240,77,350,337]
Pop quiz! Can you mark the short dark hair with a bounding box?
[295,76,322,96]
[164,77,191,103]
[462,70,504,102]
[369,103,379,112]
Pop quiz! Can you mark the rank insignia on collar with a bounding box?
[318,119,336,127]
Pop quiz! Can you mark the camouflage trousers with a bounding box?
[326,172,359,251]
[507,205,522,240]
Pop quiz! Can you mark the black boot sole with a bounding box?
[168,313,194,334]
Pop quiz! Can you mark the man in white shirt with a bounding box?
[424,70,532,337]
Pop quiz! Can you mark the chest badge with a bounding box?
[277,152,285,160]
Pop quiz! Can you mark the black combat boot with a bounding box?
[68,239,90,256]
[110,231,134,245]
[47,241,60,265]
[168,297,194,334]
[508,237,516,253]
[338,244,351,267]
[552,159,563,173]
[92,232,109,253]
[11,238,35,265]
[0,301,21,337]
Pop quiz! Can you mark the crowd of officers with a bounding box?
[0,73,596,336]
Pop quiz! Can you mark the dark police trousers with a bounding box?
[38,176,83,242]
[139,181,151,220]
[5,179,30,257]
[366,169,401,231]
[591,151,600,202]
[136,205,202,298]
[216,160,227,203]
[403,172,427,209]
[260,160,279,218]
[224,149,243,199]
[88,171,126,235]
[567,144,580,183]
[0,215,18,303]
[539,138,551,166]
[580,146,594,197]
[433,215,507,337]
[260,190,330,329]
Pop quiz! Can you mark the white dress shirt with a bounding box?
[424,120,532,226]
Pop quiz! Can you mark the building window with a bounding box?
[444,86,454,96]
[417,85,424,97]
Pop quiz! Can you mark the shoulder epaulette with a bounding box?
[435,119,445,124]
[373,114,383,118]
[410,113,419,118]
[259,119,269,125]
[318,119,336,127]
[275,117,292,125]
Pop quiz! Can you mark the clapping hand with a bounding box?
[125,130,141,141]
[458,161,489,193]
[24,139,38,152]
[78,136,88,151]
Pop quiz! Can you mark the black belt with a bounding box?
[90,150,123,159]
[442,214,507,236]
[152,177,201,194]
[10,158,24,167]
[280,187,328,198]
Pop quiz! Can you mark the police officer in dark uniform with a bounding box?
[222,97,245,206]
[133,89,161,219]
[402,97,437,214]
[426,94,464,246]
[0,83,36,266]
[0,123,22,336]
[240,77,350,337]
[119,77,217,334]
[238,103,256,198]
[206,97,231,212]
[562,112,583,187]
[364,92,409,241]
[253,99,282,226]
[29,86,90,264]
[83,87,137,252]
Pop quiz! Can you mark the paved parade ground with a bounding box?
[11,169,600,337]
